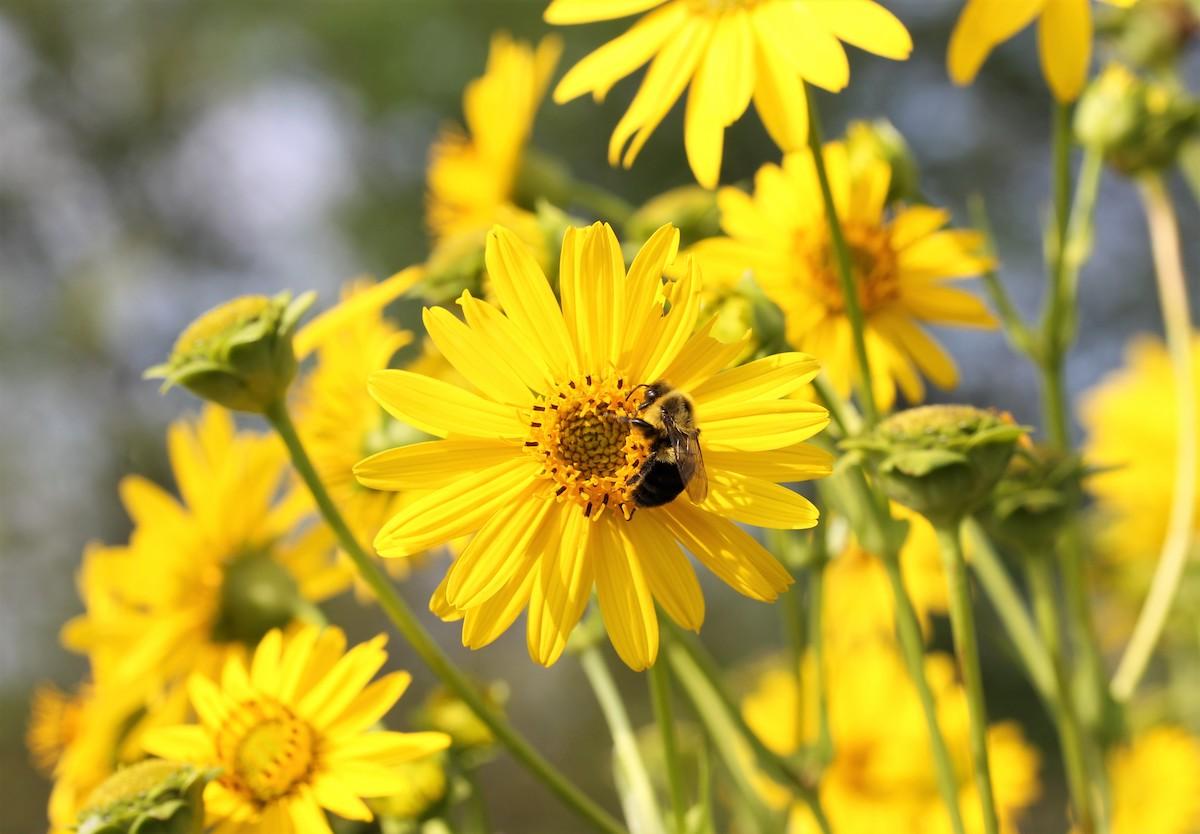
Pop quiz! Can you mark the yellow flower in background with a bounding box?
[547,0,912,189]
[1103,727,1200,834]
[1082,335,1200,562]
[687,142,996,412]
[427,33,561,245]
[355,221,832,670]
[143,626,451,834]
[742,642,1040,834]
[62,406,348,689]
[949,0,1139,102]
[822,505,948,647]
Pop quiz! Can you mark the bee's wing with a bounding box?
[672,427,708,504]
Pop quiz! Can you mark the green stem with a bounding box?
[812,374,860,437]
[934,521,1000,834]
[580,644,667,834]
[806,86,879,425]
[649,640,688,834]
[1111,176,1198,701]
[968,194,1037,358]
[263,400,627,834]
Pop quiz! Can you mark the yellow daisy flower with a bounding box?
[62,406,348,689]
[687,142,997,411]
[1081,334,1200,562]
[355,221,833,670]
[949,0,1139,102]
[427,33,561,245]
[143,626,451,834]
[1103,727,1200,834]
[546,0,912,188]
[742,642,1041,834]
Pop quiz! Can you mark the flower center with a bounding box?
[217,699,316,806]
[802,222,900,314]
[524,375,651,520]
[172,295,272,358]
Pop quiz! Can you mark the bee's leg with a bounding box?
[629,418,654,431]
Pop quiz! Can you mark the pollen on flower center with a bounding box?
[524,375,652,521]
[216,699,316,805]
[803,223,899,313]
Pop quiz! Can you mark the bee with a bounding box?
[627,381,709,508]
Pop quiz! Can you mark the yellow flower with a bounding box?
[427,33,561,245]
[687,142,996,411]
[1104,727,1200,834]
[355,222,833,670]
[143,626,451,834]
[1082,335,1200,562]
[62,406,348,688]
[949,0,1139,102]
[547,0,912,189]
[742,642,1040,834]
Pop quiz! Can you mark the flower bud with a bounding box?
[366,753,448,822]
[146,291,314,413]
[627,186,721,249]
[1097,0,1198,73]
[846,119,921,205]
[416,682,508,750]
[843,405,1026,526]
[980,444,1088,551]
[76,760,213,834]
[1075,63,1200,176]
[211,552,303,647]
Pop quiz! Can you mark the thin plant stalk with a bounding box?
[263,399,628,834]
[648,642,689,834]
[1111,175,1198,700]
[580,644,668,834]
[806,556,834,766]
[806,86,879,425]
[934,521,1000,834]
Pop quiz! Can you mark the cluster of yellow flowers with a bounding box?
[28,2,1200,834]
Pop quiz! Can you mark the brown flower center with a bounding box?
[801,222,900,313]
[216,699,316,806]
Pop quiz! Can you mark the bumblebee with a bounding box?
[628,381,709,508]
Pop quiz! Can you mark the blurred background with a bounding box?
[0,1,1194,831]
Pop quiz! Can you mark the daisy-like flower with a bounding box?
[546,0,912,188]
[742,642,1041,834]
[1082,334,1200,562]
[355,222,832,670]
[62,406,348,689]
[686,142,997,411]
[427,33,561,247]
[949,0,1139,102]
[1101,727,1200,834]
[143,625,451,834]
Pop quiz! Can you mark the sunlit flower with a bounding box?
[547,0,912,189]
[427,33,561,247]
[1082,334,1200,562]
[355,222,832,670]
[143,626,451,834]
[1102,727,1200,834]
[62,406,348,689]
[949,0,1139,102]
[742,642,1040,834]
[686,142,996,411]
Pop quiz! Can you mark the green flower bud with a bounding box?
[1097,0,1198,73]
[846,119,921,205]
[627,186,720,249]
[146,291,314,414]
[211,551,302,646]
[365,753,448,823]
[76,760,214,834]
[843,405,1026,527]
[980,445,1089,551]
[416,682,508,750]
[1075,63,1200,176]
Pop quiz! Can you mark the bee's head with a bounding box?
[629,380,671,410]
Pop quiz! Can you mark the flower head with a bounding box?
[143,626,451,834]
[74,760,213,834]
[949,0,1139,102]
[547,0,912,188]
[356,222,832,670]
[687,142,996,411]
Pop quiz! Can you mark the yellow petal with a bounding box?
[561,223,625,368]
[324,671,411,737]
[1039,0,1091,102]
[527,509,595,667]
[621,224,681,371]
[354,438,519,492]
[948,0,1046,86]
[658,318,750,392]
[327,730,451,765]
[705,444,834,483]
[141,725,213,761]
[626,515,704,631]
[309,777,373,822]
[804,0,913,60]
[595,518,659,670]
[298,636,388,727]
[294,266,423,359]
[890,205,951,250]
[702,468,820,529]
[659,502,793,601]
[368,369,525,439]
[752,3,848,93]
[684,9,755,188]
[751,33,809,152]
[446,494,554,609]
[872,311,960,390]
[545,0,668,25]
[461,561,539,650]
[423,306,532,405]
[691,352,820,406]
[484,226,577,380]
[899,286,998,329]
[895,229,990,281]
[701,399,830,452]
[554,3,688,103]
[249,629,283,692]
[637,258,701,383]
[458,291,556,393]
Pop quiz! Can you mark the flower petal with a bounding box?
[554,4,687,103]
[626,515,704,631]
[1039,0,1091,102]
[527,509,595,667]
[445,492,555,609]
[423,306,532,405]
[545,0,668,25]
[705,444,834,483]
[702,469,820,530]
[701,400,830,451]
[948,0,1046,86]
[368,370,525,439]
[596,519,659,670]
[751,31,809,152]
[691,352,820,406]
[354,438,519,492]
[458,291,556,393]
[804,0,912,60]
